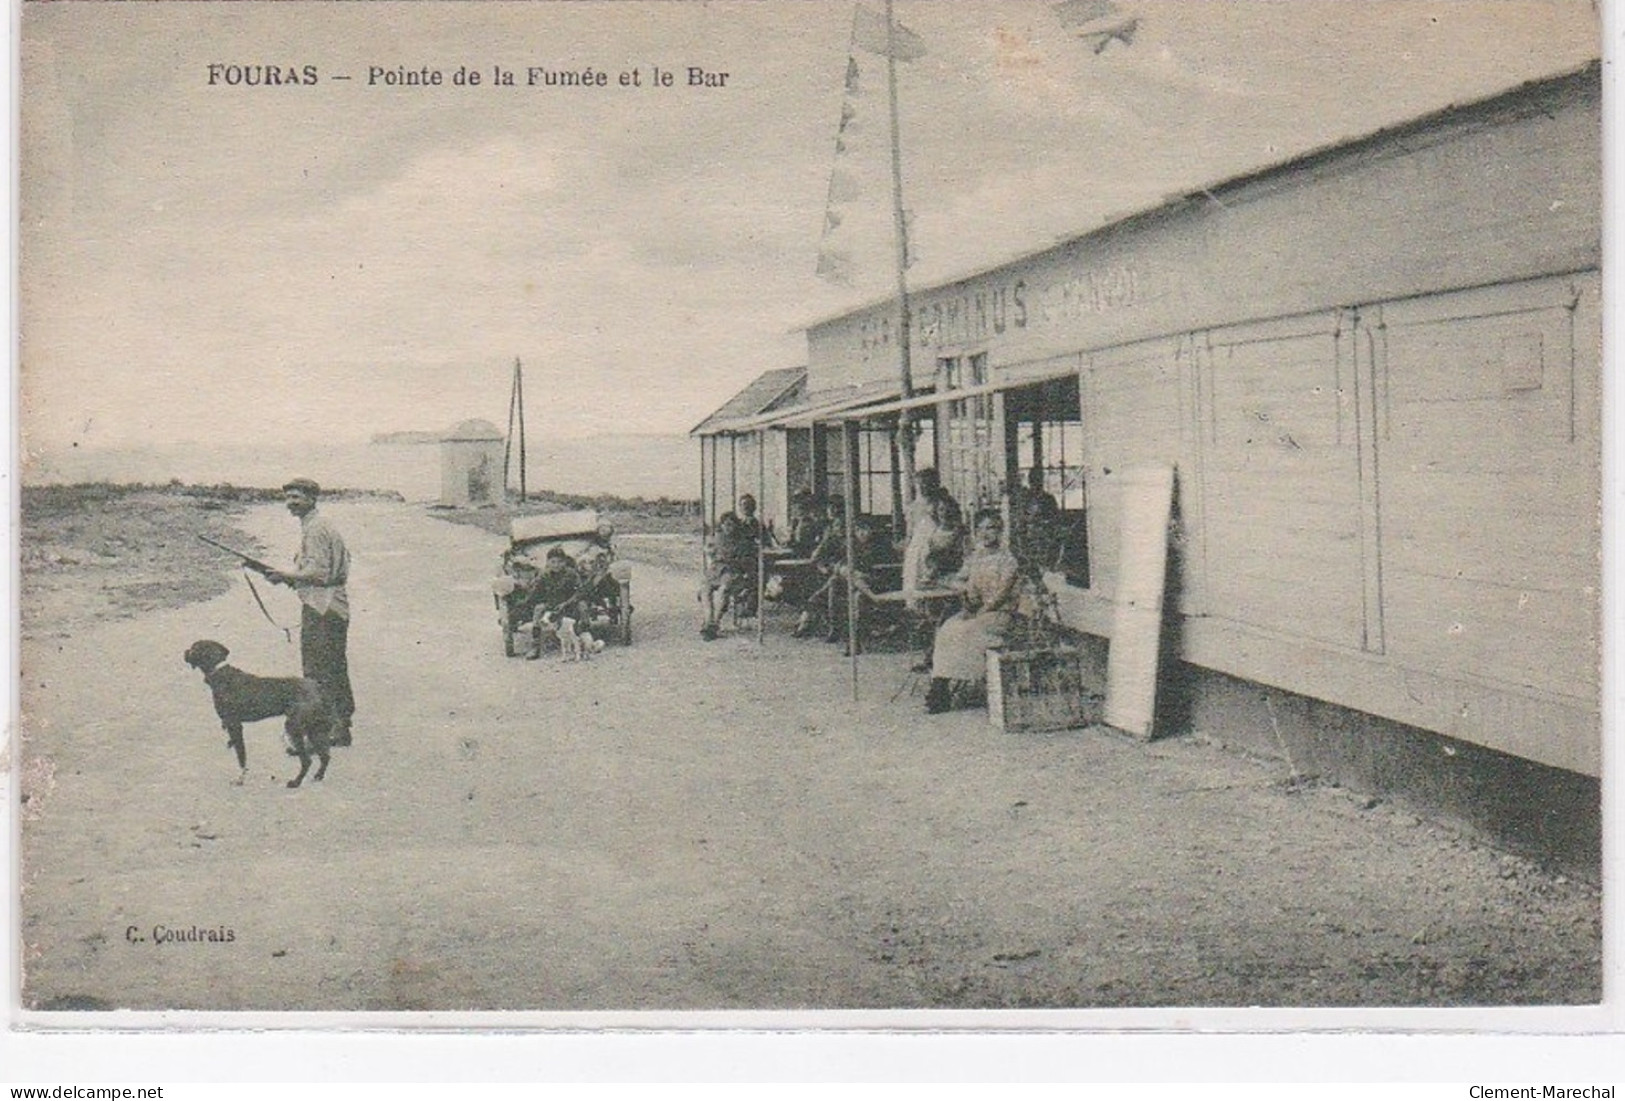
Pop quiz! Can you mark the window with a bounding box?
[1007,375,1090,587]
[1015,420,1085,509]
[821,422,895,518]
[937,353,1000,509]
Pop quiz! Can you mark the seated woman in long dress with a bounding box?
[925,506,1022,714]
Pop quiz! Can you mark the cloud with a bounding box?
[19,0,1600,455]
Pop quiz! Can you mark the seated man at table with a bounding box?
[730,493,766,618]
[831,514,889,652]
[1011,466,1063,578]
[766,489,823,607]
[793,495,847,639]
[699,510,758,640]
[787,488,824,557]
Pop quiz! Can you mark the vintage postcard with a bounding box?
[10,0,1612,1032]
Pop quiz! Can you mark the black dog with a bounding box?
[183,639,334,788]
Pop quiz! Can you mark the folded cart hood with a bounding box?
[510,510,602,544]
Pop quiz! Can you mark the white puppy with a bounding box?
[554,614,585,661]
[540,611,607,662]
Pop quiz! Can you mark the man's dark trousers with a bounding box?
[301,605,355,731]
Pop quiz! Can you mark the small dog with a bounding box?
[540,611,605,661]
[183,639,334,788]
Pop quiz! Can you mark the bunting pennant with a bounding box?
[1052,0,1138,52]
[818,56,861,284]
[1081,18,1137,53]
[815,18,912,286]
[852,5,927,61]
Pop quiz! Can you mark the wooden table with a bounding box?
[854,581,962,605]
[766,555,814,570]
[756,555,819,632]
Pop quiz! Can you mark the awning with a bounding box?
[701,358,1081,434]
[689,367,807,437]
[822,361,1081,421]
[701,379,901,434]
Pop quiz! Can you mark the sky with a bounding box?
[17,0,1602,457]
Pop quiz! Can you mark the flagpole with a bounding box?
[883,0,919,515]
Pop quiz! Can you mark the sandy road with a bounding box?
[18,499,1601,1012]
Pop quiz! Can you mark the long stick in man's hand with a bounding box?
[198,533,296,640]
[196,533,275,576]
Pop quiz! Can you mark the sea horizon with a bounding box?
[22,433,700,503]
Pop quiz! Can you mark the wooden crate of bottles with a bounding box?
[986,646,1102,732]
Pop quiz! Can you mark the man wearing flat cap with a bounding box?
[266,478,355,745]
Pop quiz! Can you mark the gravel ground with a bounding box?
[16,496,1603,1013]
[19,485,277,642]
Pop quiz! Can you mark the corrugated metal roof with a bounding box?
[694,376,909,435]
[689,367,808,436]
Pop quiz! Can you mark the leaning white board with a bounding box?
[1104,462,1175,739]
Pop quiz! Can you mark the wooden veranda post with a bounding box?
[699,437,711,578]
[843,419,860,700]
[757,431,767,645]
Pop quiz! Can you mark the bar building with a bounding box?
[694,64,1601,869]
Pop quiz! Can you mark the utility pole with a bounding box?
[504,356,528,502]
